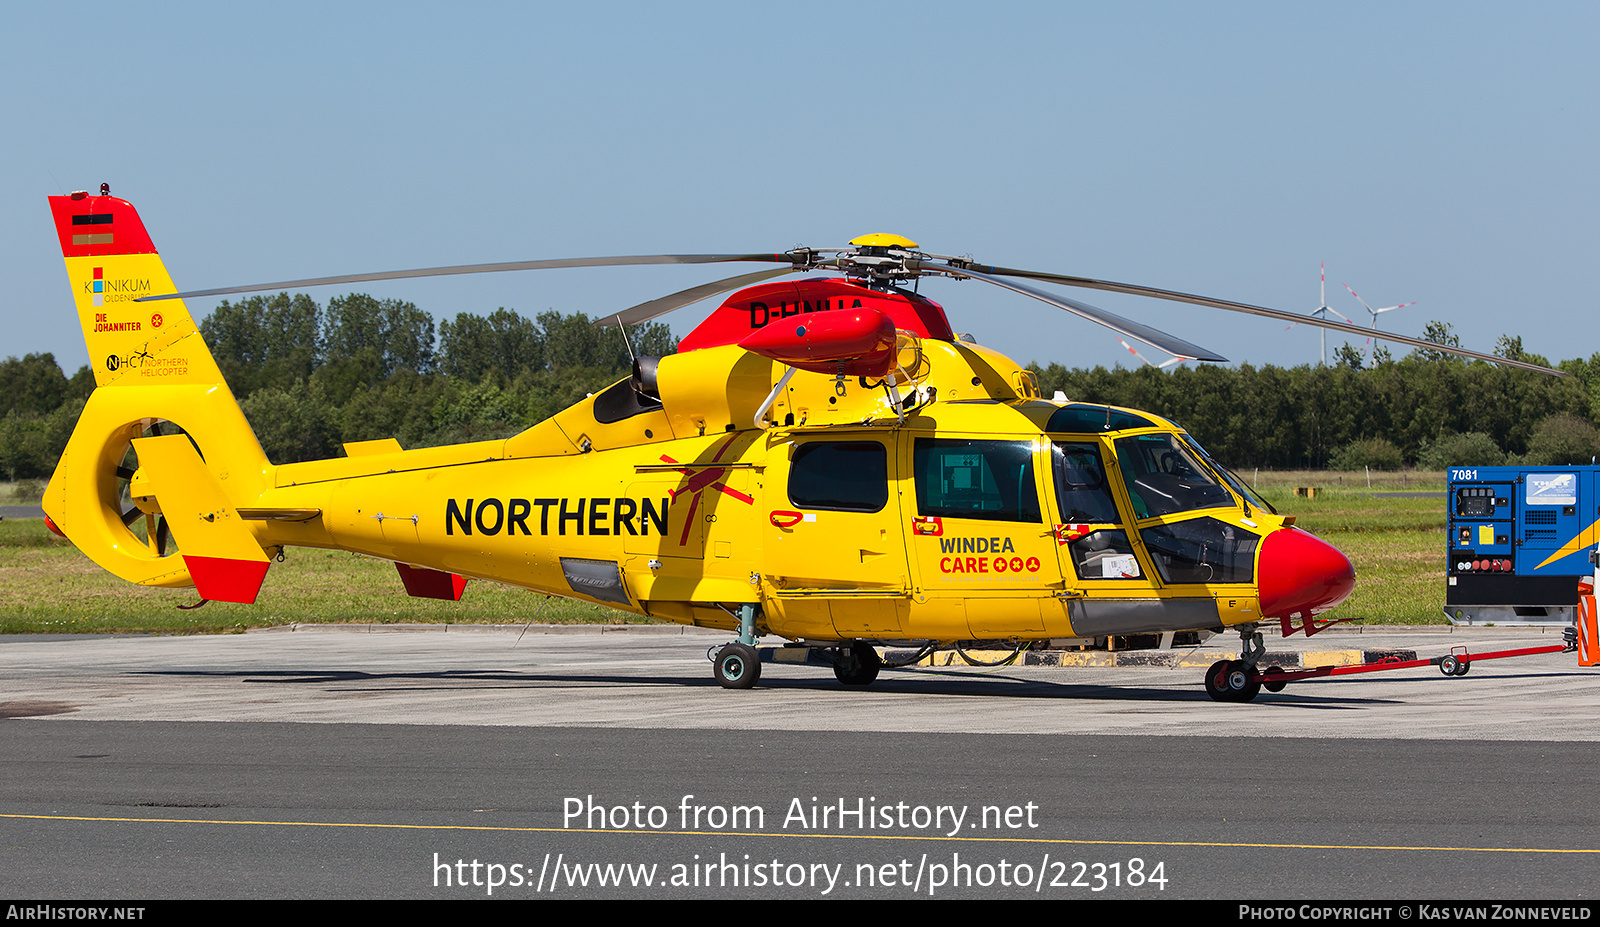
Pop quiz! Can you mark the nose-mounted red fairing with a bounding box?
[1256,527,1357,620]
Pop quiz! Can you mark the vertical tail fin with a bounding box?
[48,190,221,388]
[43,189,274,602]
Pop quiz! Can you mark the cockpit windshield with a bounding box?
[1113,433,1234,519]
[1182,435,1276,515]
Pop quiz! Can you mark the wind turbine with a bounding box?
[1285,264,1355,365]
[1118,337,1189,370]
[1343,282,1416,360]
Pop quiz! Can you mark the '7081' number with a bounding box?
[1052,858,1166,890]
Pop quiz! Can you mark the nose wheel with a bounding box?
[1204,625,1267,702]
[1204,659,1261,702]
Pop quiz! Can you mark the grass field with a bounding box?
[1249,469,1447,626]
[0,471,1451,634]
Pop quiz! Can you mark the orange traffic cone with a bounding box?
[1579,592,1599,668]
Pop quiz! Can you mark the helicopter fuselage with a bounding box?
[244,334,1326,644]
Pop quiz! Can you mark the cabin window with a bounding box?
[1139,517,1257,584]
[913,438,1041,523]
[1113,433,1233,519]
[789,441,888,512]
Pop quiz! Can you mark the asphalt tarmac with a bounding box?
[2,624,1597,901]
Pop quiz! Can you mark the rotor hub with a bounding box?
[832,233,928,285]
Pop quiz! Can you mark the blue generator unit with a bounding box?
[1446,465,1599,626]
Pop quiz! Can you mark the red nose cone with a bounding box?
[1256,527,1355,618]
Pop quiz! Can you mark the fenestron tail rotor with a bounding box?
[112,419,193,560]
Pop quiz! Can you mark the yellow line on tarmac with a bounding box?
[2,813,1596,855]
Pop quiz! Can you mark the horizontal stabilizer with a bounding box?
[184,556,272,605]
[237,508,322,522]
[343,438,403,457]
[133,433,270,604]
[395,563,468,601]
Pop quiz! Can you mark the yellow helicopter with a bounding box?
[41,188,1561,701]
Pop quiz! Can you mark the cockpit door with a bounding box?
[1047,438,1159,590]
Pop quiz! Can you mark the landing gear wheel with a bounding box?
[1440,655,1460,677]
[714,642,761,689]
[1204,660,1260,702]
[1225,661,1261,702]
[1204,660,1233,702]
[1262,666,1287,693]
[834,642,882,686]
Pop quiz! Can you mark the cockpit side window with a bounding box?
[1051,442,1121,524]
[1067,528,1143,580]
[914,438,1042,523]
[1113,433,1234,519]
[1140,517,1257,584]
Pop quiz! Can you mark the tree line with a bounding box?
[1030,351,1598,471]
[0,293,674,477]
[3,301,1599,480]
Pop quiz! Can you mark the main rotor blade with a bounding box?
[939,262,1565,376]
[925,262,1228,363]
[593,267,803,328]
[137,253,798,303]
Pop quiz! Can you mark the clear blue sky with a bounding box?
[3,2,1594,375]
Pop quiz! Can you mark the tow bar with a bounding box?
[1255,627,1579,693]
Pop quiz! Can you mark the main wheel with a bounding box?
[1440,655,1460,676]
[714,642,761,689]
[834,642,882,686]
